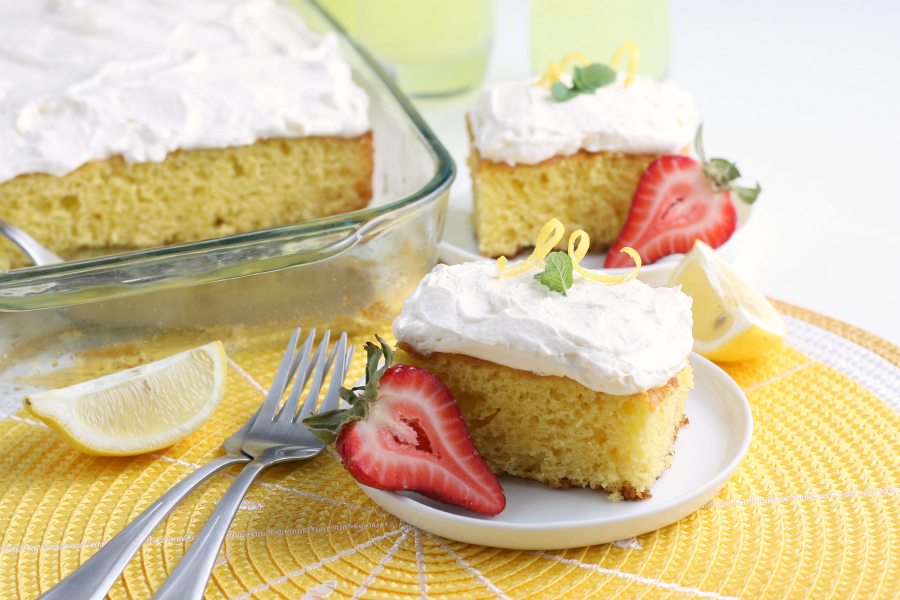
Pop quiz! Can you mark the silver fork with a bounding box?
[151,328,353,600]
[35,327,349,600]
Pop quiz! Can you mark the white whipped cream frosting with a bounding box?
[0,0,370,184]
[393,262,694,395]
[468,73,699,166]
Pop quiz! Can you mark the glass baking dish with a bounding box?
[0,0,454,403]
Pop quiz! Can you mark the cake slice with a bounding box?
[467,53,698,258]
[391,238,694,500]
[393,343,692,500]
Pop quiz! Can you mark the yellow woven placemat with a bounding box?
[2,303,899,600]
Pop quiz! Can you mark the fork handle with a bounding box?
[150,458,270,600]
[36,453,249,600]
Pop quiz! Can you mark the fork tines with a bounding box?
[272,330,353,424]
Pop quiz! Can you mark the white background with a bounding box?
[413,0,900,347]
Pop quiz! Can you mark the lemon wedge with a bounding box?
[24,341,227,456]
[668,241,787,362]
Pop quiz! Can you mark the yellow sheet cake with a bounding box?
[0,0,373,270]
[0,135,373,269]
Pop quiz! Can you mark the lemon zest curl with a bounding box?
[608,41,640,87]
[495,218,565,276]
[495,219,641,283]
[568,231,641,282]
[538,42,641,89]
[538,53,590,88]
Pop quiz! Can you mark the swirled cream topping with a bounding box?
[0,0,369,184]
[393,262,694,395]
[468,73,698,166]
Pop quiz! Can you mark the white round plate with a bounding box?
[438,198,756,288]
[356,353,752,550]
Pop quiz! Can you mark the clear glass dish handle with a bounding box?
[36,453,249,600]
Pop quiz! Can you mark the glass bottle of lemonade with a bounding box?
[315,0,358,35]
[357,0,493,98]
[530,0,670,80]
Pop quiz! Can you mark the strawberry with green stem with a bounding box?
[303,336,506,516]
[605,126,761,268]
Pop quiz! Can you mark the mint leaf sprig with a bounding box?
[695,125,762,204]
[534,252,574,295]
[551,63,617,102]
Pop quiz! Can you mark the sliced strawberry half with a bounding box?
[605,127,760,269]
[303,336,506,516]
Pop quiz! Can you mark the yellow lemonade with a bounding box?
[530,0,670,81]
[315,0,358,34]
[357,0,493,97]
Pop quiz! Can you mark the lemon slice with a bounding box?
[668,241,787,362]
[24,341,227,456]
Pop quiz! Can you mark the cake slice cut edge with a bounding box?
[394,342,693,501]
[468,143,659,259]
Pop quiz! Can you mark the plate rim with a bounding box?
[355,353,753,549]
